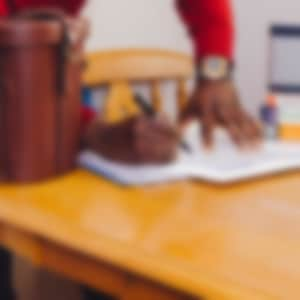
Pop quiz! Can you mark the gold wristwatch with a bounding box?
[197,56,233,81]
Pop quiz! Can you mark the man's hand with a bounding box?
[85,115,179,164]
[181,80,262,148]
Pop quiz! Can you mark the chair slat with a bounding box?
[84,49,193,86]
[151,81,162,112]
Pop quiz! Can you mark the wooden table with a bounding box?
[0,170,299,300]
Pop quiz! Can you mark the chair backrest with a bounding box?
[83,49,193,123]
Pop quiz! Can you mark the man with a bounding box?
[0,0,261,299]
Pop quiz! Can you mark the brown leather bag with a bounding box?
[0,10,88,182]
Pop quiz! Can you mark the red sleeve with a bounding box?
[176,0,235,62]
[0,0,10,15]
[0,0,86,15]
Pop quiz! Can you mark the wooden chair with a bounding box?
[83,49,193,123]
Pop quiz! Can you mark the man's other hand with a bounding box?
[181,80,262,148]
[85,114,179,164]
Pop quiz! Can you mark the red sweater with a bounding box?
[0,0,234,60]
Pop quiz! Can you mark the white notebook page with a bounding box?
[78,123,300,185]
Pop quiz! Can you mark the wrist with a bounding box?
[196,56,234,82]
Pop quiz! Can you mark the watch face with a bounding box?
[202,57,229,80]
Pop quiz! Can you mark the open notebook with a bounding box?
[78,122,300,185]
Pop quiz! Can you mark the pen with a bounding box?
[134,94,192,153]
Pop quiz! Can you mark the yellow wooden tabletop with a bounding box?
[0,170,300,299]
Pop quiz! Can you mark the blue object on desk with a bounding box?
[260,95,278,140]
[82,87,93,107]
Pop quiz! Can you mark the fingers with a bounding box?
[218,107,245,147]
[221,109,261,149]
[226,122,245,147]
[235,112,263,148]
[184,83,217,148]
[201,113,215,148]
[200,93,216,149]
[136,114,179,140]
[134,115,179,163]
[230,91,262,148]
[153,114,180,139]
[214,85,262,148]
[135,133,177,163]
[226,114,262,149]
[136,135,177,163]
[179,86,205,128]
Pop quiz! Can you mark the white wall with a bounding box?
[83,0,300,115]
[83,0,191,54]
